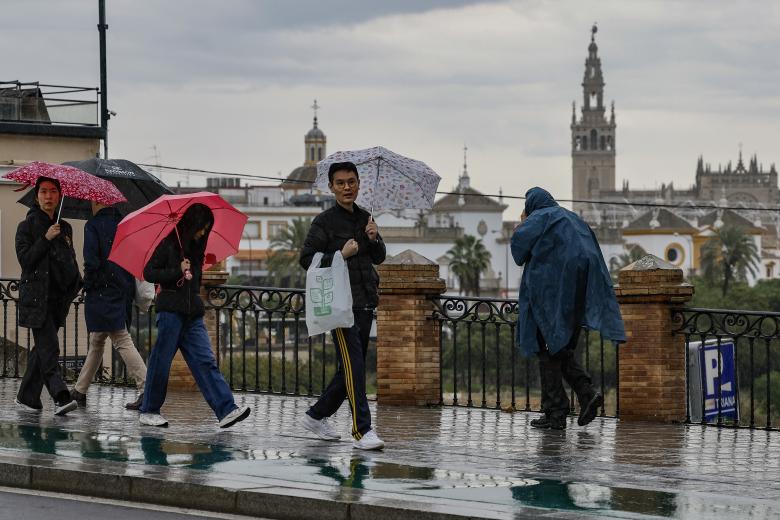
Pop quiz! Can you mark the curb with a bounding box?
[0,457,565,520]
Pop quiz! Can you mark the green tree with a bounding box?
[700,225,760,297]
[609,244,647,281]
[445,234,492,296]
[266,217,311,288]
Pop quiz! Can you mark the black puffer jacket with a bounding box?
[300,203,386,309]
[16,208,81,328]
[143,233,204,318]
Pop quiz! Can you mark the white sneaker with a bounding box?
[352,429,385,450]
[300,414,341,441]
[219,405,251,428]
[139,413,169,427]
[54,400,78,416]
[14,398,41,413]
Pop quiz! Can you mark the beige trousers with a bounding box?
[74,329,147,393]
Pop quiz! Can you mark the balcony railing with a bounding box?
[0,81,99,127]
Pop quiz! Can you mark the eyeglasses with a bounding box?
[332,179,358,189]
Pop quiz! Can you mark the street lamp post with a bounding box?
[98,0,110,158]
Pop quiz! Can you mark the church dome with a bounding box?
[306,124,325,140]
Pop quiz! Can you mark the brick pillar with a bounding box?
[167,265,229,391]
[615,255,694,422]
[376,250,446,406]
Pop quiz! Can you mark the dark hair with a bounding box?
[34,176,61,197]
[327,162,359,184]
[175,203,214,260]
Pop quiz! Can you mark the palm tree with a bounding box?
[700,224,760,296]
[266,217,311,288]
[609,244,647,281]
[445,234,492,296]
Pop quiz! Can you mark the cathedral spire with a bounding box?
[304,99,326,166]
[572,24,616,210]
[582,23,605,112]
[459,144,470,190]
[311,99,320,128]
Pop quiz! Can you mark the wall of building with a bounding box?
[0,135,99,164]
[622,232,694,273]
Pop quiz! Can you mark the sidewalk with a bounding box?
[0,378,778,519]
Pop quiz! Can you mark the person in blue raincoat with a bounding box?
[511,187,625,430]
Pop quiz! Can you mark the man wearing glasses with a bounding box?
[299,161,386,450]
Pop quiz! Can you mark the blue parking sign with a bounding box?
[698,341,739,421]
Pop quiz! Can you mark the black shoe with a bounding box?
[530,415,566,430]
[70,389,86,407]
[578,392,604,426]
[125,392,144,410]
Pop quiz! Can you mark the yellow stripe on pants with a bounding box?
[336,327,361,440]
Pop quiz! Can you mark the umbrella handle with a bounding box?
[56,196,65,223]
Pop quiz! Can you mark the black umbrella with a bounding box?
[17,158,172,220]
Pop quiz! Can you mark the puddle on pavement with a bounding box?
[0,422,766,519]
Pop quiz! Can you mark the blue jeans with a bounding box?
[140,312,236,421]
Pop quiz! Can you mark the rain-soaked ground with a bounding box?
[0,378,778,519]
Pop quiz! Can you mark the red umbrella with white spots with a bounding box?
[3,160,126,221]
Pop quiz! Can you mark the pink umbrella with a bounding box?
[3,161,127,221]
[108,192,248,280]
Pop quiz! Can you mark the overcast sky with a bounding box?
[3,0,779,217]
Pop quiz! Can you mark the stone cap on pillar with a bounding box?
[378,249,446,295]
[201,264,230,288]
[615,254,693,303]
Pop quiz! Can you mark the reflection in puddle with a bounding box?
[0,423,239,469]
[0,422,771,518]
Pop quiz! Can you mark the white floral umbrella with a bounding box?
[315,146,441,213]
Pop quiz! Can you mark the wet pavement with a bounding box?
[0,378,778,519]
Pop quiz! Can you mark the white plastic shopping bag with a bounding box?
[134,279,156,311]
[305,251,354,336]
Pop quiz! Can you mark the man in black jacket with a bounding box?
[299,162,386,450]
[15,177,80,416]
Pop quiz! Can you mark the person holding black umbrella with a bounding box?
[70,200,148,409]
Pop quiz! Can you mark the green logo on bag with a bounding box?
[310,275,334,316]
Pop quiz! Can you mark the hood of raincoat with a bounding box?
[511,187,625,357]
[524,187,558,216]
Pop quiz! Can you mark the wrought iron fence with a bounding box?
[0,278,143,385]
[203,285,354,396]
[0,280,347,398]
[672,308,779,430]
[431,295,619,416]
